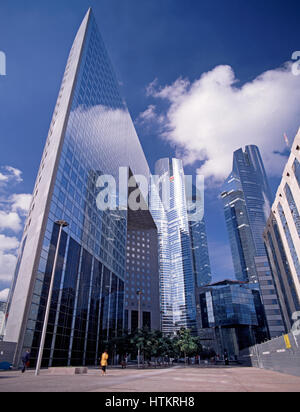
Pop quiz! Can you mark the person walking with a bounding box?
[21,350,31,374]
[101,350,109,376]
[121,354,127,369]
[224,350,229,366]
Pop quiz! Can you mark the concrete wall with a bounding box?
[240,332,300,377]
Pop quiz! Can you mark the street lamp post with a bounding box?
[136,289,143,369]
[35,220,68,376]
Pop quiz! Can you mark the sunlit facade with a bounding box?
[4,9,151,367]
[221,145,285,338]
[152,158,209,335]
[264,128,300,332]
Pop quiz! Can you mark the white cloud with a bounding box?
[0,250,17,284]
[0,173,9,182]
[4,166,23,183]
[0,234,20,252]
[0,288,9,302]
[135,104,165,128]
[0,166,23,187]
[146,63,300,184]
[11,193,32,215]
[0,211,22,233]
[0,235,20,290]
[136,104,157,123]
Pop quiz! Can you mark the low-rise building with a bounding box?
[197,280,269,358]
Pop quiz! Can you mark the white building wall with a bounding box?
[272,128,300,304]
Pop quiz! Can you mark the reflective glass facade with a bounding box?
[221,185,258,283]
[189,218,212,287]
[152,158,208,335]
[198,281,269,355]
[231,146,273,256]
[221,145,285,337]
[202,284,259,328]
[6,10,151,367]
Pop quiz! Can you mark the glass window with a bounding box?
[284,183,300,237]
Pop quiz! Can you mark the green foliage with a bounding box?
[174,328,198,358]
[102,327,207,363]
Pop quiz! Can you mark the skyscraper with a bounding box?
[221,175,258,283]
[264,128,300,332]
[125,173,160,333]
[151,158,211,335]
[221,146,285,338]
[189,218,212,287]
[4,9,152,367]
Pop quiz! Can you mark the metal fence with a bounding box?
[239,332,300,377]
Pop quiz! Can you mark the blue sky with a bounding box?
[1,0,300,298]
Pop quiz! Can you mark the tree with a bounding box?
[175,328,198,364]
[130,327,153,366]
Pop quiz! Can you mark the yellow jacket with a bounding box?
[101,353,109,367]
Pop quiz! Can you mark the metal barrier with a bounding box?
[239,332,300,377]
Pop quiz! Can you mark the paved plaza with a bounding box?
[1,365,300,392]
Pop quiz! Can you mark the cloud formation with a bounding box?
[144,63,300,184]
[0,166,31,292]
[0,211,22,233]
[11,193,32,216]
[0,235,19,289]
[0,288,9,302]
[0,166,23,186]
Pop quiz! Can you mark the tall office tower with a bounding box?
[188,184,212,287]
[189,218,212,287]
[221,146,285,338]
[152,158,210,335]
[264,128,300,332]
[221,176,258,283]
[3,9,152,367]
[229,146,273,257]
[124,173,160,333]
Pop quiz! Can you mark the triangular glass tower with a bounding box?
[4,9,151,367]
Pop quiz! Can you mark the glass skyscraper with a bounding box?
[4,9,152,367]
[221,145,285,338]
[189,218,212,287]
[151,158,211,335]
[221,175,258,283]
